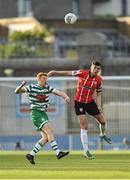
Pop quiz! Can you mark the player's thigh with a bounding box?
[42,122,54,135]
[78,115,88,129]
[93,113,105,124]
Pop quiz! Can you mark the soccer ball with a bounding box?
[64,13,77,24]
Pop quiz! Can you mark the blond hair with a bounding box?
[36,72,47,79]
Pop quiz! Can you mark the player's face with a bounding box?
[90,65,101,76]
[38,75,48,86]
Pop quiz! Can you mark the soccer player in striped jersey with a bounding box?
[15,72,70,164]
[48,61,112,159]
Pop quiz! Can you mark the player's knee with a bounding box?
[44,137,48,143]
[80,121,88,129]
[96,115,105,125]
[100,122,105,126]
[41,137,48,144]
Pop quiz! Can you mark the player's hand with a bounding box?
[21,80,27,86]
[64,96,70,103]
[98,107,103,114]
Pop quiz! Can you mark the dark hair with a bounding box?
[91,61,102,67]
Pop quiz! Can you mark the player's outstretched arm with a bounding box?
[53,89,70,103]
[47,70,72,77]
[15,81,27,94]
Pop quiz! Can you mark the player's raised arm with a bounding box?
[14,80,27,94]
[47,70,72,77]
[52,89,70,103]
[47,70,82,77]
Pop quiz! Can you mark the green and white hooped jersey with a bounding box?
[25,83,56,111]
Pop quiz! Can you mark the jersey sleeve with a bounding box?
[48,85,56,93]
[72,70,84,77]
[24,84,32,93]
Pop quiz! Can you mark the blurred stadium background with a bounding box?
[0,0,130,151]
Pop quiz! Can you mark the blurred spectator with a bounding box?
[123,137,130,149]
[15,141,22,150]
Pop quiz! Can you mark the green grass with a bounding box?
[0,150,130,179]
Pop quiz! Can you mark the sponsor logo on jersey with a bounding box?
[82,85,94,90]
[36,95,46,101]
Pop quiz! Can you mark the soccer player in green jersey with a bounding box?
[15,72,70,165]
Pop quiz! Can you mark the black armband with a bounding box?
[96,87,102,93]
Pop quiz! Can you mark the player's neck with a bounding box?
[89,71,95,78]
[38,82,46,87]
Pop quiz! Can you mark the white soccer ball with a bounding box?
[64,13,77,24]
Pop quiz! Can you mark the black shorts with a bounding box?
[74,100,100,116]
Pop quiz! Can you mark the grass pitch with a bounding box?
[0,150,130,179]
